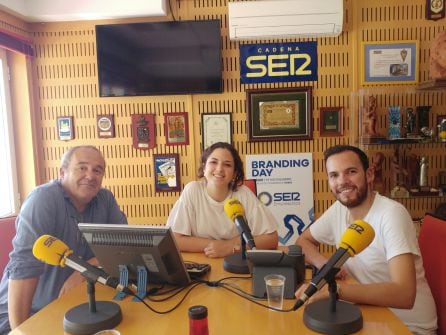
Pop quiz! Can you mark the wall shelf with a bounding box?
[417,79,446,91]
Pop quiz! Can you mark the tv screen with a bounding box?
[78,223,191,286]
[95,20,222,96]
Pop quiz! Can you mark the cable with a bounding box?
[168,0,177,22]
[128,281,204,314]
[218,282,295,313]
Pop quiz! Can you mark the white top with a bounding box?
[310,193,437,335]
[166,180,278,239]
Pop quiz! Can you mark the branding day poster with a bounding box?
[246,153,314,245]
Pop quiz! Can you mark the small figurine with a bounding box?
[390,147,409,198]
[364,95,379,137]
[405,108,416,136]
[419,156,429,189]
[371,152,385,194]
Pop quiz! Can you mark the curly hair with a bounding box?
[197,142,245,191]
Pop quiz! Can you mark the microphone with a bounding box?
[293,220,375,310]
[224,198,256,250]
[32,235,131,295]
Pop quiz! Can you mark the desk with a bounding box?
[10,253,411,335]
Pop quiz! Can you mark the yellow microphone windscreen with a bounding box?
[338,220,375,256]
[32,235,72,267]
[224,198,245,221]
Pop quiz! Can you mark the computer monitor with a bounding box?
[78,223,191,286]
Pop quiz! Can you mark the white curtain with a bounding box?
[0,49,18,217]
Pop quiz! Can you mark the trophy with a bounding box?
[390,147,409,198]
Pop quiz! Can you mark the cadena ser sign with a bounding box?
[240,41,318,84]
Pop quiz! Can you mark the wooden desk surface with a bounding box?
[10,252,411,335]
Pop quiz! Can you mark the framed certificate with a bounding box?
[361,40,418,85]
[153,154,181,192]
[246,88,312,141]
[201,113,232,150]
[164,112,189,145]
[320,107,343,136]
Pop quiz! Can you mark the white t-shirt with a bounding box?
[166,180,278,240]
[310,193,437,335]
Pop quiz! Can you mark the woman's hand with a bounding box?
[203,240,235,258]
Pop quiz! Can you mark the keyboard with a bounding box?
[184,262,211,276]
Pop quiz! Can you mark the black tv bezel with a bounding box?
[95,19,223,97]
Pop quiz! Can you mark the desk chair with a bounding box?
[418,213,446,335]
[0,216,16,275]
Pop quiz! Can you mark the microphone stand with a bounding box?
[63,279,123,335]
[223,234,250,274]
[303,276,363,335]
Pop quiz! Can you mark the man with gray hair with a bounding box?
[0,145,127,333]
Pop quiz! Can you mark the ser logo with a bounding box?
[258,191,301,206]
[348,223,365,234]
[273,192,301,202]
[240,41,317,84]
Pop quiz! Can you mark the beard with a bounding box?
[334,183,368,208]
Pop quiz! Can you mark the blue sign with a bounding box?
[240,42,318,84]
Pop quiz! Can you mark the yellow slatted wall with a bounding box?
[0,0,445,226]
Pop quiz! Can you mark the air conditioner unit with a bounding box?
[228,0,343,40]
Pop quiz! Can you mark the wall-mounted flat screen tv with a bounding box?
[96,20,222,97]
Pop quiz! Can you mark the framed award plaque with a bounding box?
[96,114,115,138]
[320,107,343,136]
[246,87,312,141]
[131,114,156,150]
[57,116,74,141]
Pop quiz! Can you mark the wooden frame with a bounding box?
[246,87,312,142]
[361,40,419,85]
[320,107,343,136]
[96,114,115,138]
[131,114,156,150]
[57,116,74,141]
[164,112,189,145]
[153,154,181,192]
[201,113,232,150]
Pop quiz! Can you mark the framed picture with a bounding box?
[131,114,156,150]
[96,114,115,138]
[57,116,74,141]
[246,87,312,142]
[164,112,189,145]
[320,107,343,136]
[153,154,181,192]
[201,113,232,150]
[361,40,419,85]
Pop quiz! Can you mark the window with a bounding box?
[0,49,18,217]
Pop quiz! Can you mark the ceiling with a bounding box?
[0,0,167,22]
